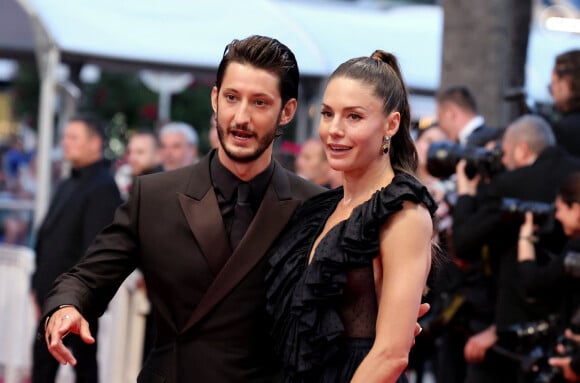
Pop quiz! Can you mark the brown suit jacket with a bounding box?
[42,150,324,382]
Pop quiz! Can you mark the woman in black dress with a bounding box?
[266,50,438,382]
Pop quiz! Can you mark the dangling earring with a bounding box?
[382,136,390,155]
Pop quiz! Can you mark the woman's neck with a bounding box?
[341,160,395,209]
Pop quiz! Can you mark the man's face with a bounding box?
[501,130,525,171]
[127,135,160,176]
[61,121,100,167]
[435,102,456,141]
[295,140,327,183]
[160,132,196,171]
[211,62,296,164]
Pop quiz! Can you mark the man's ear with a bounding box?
[279,98,298,126]
[211,86,218,113]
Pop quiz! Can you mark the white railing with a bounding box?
[0,244,149,383]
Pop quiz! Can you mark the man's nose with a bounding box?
[234,101,251,125]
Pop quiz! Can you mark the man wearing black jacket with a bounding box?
[452,114,580,382]
[31,115,122,383]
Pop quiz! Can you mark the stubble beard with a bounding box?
[216,119,278,164]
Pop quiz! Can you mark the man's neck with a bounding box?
[217,148,273,181]
[71,155,102,169]
[458,115,484,145]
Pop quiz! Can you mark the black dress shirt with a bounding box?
[210,152,274,243]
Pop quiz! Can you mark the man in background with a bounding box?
[127,130,162,181]
[31,114,122,383]
[159,122,199,171]
[435,85,497,147]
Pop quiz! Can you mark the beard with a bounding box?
[216,114,280,164]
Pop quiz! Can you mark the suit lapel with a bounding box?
[180,163,301,334]
[177,192,231,276]
[177,151,231,276]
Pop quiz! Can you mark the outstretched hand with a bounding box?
[44,306,95,366]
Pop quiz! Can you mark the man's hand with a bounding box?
[549,357,580,382]
[44,306,95,366]
[455,160,480,196]
[464,325,497,363]
[414,302,430,339]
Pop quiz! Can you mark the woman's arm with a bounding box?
[350,201,433,383]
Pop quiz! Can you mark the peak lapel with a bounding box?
[177,150,231,276]
[180,165,300,334]
[177,192,231,276]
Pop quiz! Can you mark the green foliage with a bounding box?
[171,85,213,155]
[10,63,39,126]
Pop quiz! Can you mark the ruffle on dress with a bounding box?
[266,173,437,379]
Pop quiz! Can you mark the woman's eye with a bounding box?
[348,113,362,121]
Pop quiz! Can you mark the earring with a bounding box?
[382,136,390,154]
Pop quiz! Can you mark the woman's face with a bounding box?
[318,77,399,174]
[555,196,580,237]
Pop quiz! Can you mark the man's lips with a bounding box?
[230,129,255,140]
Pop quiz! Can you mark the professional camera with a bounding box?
[426,141,504,180]
[499,197,555,233]
[564,251,580,279]
[495,318,568,383]
[495,315,580,383]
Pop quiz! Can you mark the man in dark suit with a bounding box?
[39,36,324,383]
[452,114,580,382]
[435,85,498,147]
[31,115,122,383]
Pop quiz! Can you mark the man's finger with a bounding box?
[47,328,77,366]
[414,322,423,337]
[79,319,95,344]
[418,302,430,319]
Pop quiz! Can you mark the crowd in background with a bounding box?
[0,48,579,382]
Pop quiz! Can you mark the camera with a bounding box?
[499,197,555,233]
[496,318,571,383]
[426,141,504,180]
[564,251,580,279]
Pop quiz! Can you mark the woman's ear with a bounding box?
[384,111,400,137]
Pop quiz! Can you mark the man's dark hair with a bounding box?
[558,171,580,207]
[215,35,300,105]
[436,85,478,114]
[69,114,106,143]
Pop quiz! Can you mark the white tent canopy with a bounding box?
[7,0,580,227]
[18,0,580,97]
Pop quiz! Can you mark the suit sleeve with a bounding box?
[42,177,142,320]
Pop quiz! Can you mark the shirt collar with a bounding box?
[210,151,274,202]
[71,159,106,179]
[458,115,485,145]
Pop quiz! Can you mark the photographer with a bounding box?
[451,115,580,382]
[518,172,580,382]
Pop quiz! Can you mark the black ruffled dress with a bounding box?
[266,173,437,383]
